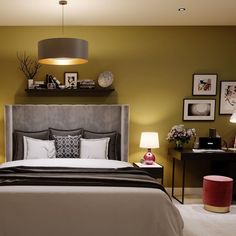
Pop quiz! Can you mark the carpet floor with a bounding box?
[175,204,236,236]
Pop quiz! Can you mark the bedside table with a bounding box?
[133,162,164,185]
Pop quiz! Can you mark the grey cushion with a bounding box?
[83,130,120,160]
[49,128,83,139]
[53,135,81,158]
[13,130,49,161]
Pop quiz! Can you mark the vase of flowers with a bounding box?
[167,124,196,150]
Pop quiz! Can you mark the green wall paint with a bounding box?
[0,26,236,187]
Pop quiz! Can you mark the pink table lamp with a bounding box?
[140,132,159,165]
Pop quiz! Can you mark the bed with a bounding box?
[0,104,183,236]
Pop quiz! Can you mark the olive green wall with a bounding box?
[0,26,236,187]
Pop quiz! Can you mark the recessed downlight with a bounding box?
[178,7,186,12]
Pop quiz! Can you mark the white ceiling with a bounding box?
[0,0,236,26]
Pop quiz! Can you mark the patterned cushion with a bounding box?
[53,135,81,158]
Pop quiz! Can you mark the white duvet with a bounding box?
[0,159,183,236]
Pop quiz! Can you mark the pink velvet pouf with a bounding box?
[203,175,233,213]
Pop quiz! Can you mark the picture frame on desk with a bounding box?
[219,80,236,114]
[192,73,217,96]
[183,99,215,121]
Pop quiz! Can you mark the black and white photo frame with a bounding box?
[183,99,216,121]
[65,72,78,89]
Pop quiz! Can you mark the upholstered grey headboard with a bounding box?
[4,104,129,162]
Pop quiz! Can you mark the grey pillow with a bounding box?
[49,128,83,139]
[83,130,120,160]
[53,135,81,158]
[13,130,49,161]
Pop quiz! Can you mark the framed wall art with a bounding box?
[192,73,217,96]
[183,99,215,121]
[219,80,236,114]
[65,72,78,89]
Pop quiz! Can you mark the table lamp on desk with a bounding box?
[230,111,236,123]
[140,132,159,165]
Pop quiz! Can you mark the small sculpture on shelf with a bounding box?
[45,74,61,89]
[98,71,114,88]
[17,52,41,89]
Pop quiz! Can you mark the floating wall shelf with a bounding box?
[25,88,115,97]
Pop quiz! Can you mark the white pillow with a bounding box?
[23,136,56,159]
[80,138,110,159]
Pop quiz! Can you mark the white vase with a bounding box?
[28,79,34,89]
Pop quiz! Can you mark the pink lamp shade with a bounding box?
[140,132,159,165]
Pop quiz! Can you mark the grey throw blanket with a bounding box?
[0,166,167,195]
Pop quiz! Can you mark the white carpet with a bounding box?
[175,204,236,236]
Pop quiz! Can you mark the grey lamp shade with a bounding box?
[38,38,88,65]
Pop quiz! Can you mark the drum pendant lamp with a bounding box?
[38,0,88,65]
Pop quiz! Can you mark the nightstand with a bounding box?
[133,162,164,185]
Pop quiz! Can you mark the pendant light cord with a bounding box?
[62,3,64,34]
[59,0,67,35]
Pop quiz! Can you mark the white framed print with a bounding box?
[183,99,215,121]
[64,72,78,89]
[219,80,236,114]
[192,73,217,96]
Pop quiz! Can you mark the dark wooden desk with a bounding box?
[169,149,236,204]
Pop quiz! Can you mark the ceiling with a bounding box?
[0,0,236,26]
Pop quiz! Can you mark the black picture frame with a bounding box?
[183,98,215,121]
[219,80,236,115]
[64,72,78,89]
[192,73,217,96]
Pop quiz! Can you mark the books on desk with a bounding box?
[192,149,225,153]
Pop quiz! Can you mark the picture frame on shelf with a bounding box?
[183,99,215,121]
[192,73,217,96]
[219,80,236,114]
[65,72,78,89]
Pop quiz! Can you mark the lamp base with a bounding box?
[143,151,155,165]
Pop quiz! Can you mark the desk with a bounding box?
[169,149,236,204]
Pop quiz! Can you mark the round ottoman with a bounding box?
[203,175,233,213]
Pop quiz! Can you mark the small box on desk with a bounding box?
[199,137,221,149]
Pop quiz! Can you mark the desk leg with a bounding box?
[172,158,186,204]
[172,158,176,197]
[181,160,186,204]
